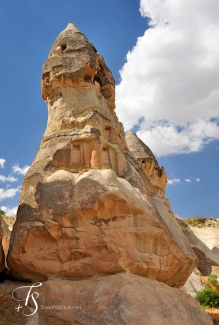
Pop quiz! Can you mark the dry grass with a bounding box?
[184,216,216,227]
[205,308,219,325]
[200,276,219,291]
[184,217,206,226]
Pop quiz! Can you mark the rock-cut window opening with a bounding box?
[105,127,111,142]
[60,44,67,52]
[94,75,102,87]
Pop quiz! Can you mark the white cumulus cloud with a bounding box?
[185,179,192,183]
[0,175,18,182]
[0,186,21,201]
[0,205,17,216]
[167,178,181,185]
[12,163,30,175]
[0,158,5,169]
[116,0,219,156]
[196,178,201,182]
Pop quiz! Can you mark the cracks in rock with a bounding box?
[90,215,129,228]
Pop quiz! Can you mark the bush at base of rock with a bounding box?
[197,288,219,308]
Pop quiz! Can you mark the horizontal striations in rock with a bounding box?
[7,23,197,287]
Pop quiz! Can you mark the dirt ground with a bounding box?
[206,309,219,325]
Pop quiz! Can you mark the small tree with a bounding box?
[0,208,5,215]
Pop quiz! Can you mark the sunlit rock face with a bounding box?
[7,23,196,287]
[177,218,219,276]
[0,215,14,256]
[0,217,5,273]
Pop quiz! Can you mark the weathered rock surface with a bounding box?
[0,280,76,325]
[177,218,219,275]
[0,215,14,255]
[126,130,167,196]
[2,215,15,231]
[181,269,205,298]
[7,169,196,286]
[0,217,5,273]
[126,130,174,215]
[212,265,219,277]
[9,273,212,325]
[7,23,197,286]
[190,225,219,250]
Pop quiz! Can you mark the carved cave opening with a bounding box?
[105,127,111,142]
[60,43,67,52]
[94,75,102,87]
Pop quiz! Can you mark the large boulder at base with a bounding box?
[13,274,213,325]
[7,23,197,286]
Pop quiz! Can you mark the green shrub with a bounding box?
[0,208,5,215]
[208,274,218,286]
[196,288,219,308]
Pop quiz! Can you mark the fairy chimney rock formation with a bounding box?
[7,23,197,287]
[40,22,127,176]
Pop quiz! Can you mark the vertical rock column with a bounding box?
[7,23,197,287]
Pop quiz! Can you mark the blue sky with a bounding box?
[0,0,219,218]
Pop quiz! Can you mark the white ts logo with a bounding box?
[12,282,42,316]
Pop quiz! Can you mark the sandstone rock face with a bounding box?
[126,130,173,215]
[211,265,219,277]
[177,218,219,275]
[2,215,16,231]
[181,269,205,298]
[7,23,197,286]
[0,217,5,273]
[13,274,212,325]
[0,215,14,255]
[190,225,219,250]
[126,130,167,195]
